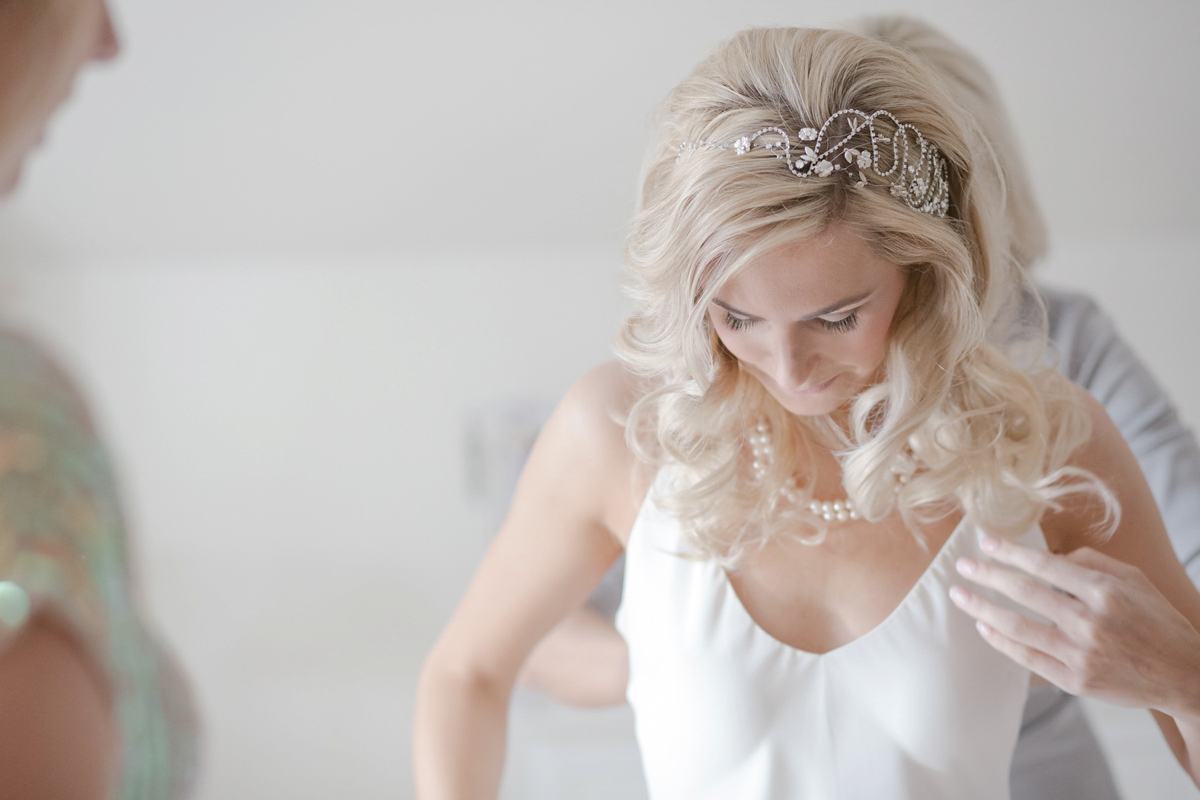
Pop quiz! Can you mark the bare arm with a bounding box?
[517,603,629,707]
[0,612,119,800]
[413,363,644,799]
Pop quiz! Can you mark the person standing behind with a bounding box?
[0,1,198,797]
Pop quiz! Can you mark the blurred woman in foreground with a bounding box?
[0,2,197,797]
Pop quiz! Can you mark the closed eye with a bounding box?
[815,310,860,333]
[724,311,757,331]
[718,305,861,333]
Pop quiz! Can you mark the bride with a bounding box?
[414,21,1200,799]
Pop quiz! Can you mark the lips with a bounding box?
[796,375,837,395]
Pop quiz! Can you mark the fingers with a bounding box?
[954,555,1084,626]
[971,618,1074,689]
[949,584,1067,657]
[949,584,1077,689]
[1063,546,1140,581]
[978,536,1104,599]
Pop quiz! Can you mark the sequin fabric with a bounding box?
[0,330,198,799]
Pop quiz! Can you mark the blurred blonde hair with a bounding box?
[616,22,1114,566]
[847,15,1048,270]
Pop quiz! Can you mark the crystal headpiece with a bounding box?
[676,109,950,217]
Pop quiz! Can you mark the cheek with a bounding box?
[713,320,783,367]
[833,317,892,370]
[714,328,755,366]
[861,317,893,360]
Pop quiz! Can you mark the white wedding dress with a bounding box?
[616,468,1041,800]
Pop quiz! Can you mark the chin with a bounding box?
[775,394,846,417]
[765,383,851,418]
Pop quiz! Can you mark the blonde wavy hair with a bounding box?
[615,22,1116,566]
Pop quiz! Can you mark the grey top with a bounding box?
[589,286,1200,613]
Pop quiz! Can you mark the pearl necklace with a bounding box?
[749,421,911,523]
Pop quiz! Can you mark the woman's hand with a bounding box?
[949,535,1200,717]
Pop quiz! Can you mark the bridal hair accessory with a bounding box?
[748,421,914,522]
[677,109,950,217]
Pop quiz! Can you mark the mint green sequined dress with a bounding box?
[0,331,198,799]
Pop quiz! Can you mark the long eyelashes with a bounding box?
[723,310,860,333]
[816,310,860,333]
[724,311,753,331]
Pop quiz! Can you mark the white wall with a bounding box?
[2,0,1198,259]
[2,251,627,799]
[1,1,1199,798]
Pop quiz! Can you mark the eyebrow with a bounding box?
[712,291,873,322]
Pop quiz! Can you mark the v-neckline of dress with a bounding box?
[716,513,972,660]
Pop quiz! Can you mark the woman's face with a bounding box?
[0,0,120,195]
[709,221,907,417]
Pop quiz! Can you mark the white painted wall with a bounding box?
[1,251,629,799]
[2,0,1198,259]
[1,1,1198,798]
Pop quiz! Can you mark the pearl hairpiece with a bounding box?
[676,108,950,217]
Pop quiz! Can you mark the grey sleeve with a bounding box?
[1043,287,1200,588]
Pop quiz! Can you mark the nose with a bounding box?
[92,2,122,62]
[771,330,817,393]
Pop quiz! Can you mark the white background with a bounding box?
[1,1,1198,798]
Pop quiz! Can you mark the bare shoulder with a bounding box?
[554,360,640,454]
[1072,381,1124,451]
[523,360,651,545]
[1063,380,1135,492]
[1043,382,1163,556]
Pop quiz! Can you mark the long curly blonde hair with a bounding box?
[616,23,1116,566]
